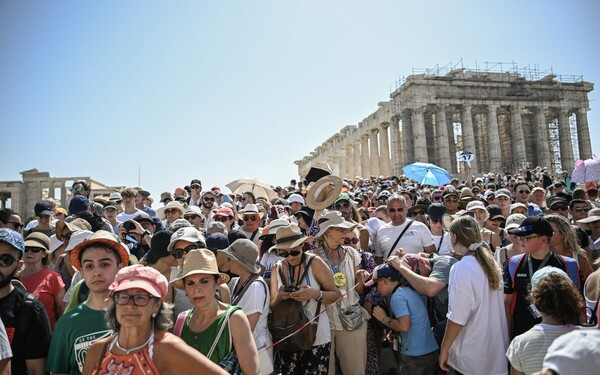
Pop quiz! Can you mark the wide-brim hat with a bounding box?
[315,210,357,238]
[109,264,168,299]
[55,218,93,241]
[275,223,313,249]
[577,207,600,225]
[171,249,230,289]
[217,239,261,274]
[156,201,185,220]
[258,218,290,240]
[24,232,51,251]
[305,175,343,210]
[237,204,264,220]
[70,230,130,270]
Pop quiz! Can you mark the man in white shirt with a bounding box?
[375,194,435,264]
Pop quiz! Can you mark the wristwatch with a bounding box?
[141,230,151,238]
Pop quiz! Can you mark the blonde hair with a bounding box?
[449,215,502,290]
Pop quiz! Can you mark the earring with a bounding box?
[152,313,157,319]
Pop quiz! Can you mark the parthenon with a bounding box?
[295,63,594,180]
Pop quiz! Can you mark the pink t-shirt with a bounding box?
[20,268,65,329]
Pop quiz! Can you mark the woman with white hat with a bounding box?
[172,249,259,374]
[270,223,340,375]
[313,211,369,375]
[218,239,272,374]
[466,200,501,250]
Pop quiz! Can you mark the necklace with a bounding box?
[114,332,153,355]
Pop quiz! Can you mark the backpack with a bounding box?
[507,253,580,315]
[10,280,36,347]
[267,254,321,352]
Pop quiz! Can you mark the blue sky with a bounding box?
[1,0,599,202]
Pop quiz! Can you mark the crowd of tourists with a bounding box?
[1,166,600,375]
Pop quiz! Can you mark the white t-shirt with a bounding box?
[230,277,271,350]
[506,324,577,375]
[241,227,263,245]
[446,256,509,375]
[116,209,144,223]
[432,232,452,256]
[375,220,434,260]
[0,318,12,361]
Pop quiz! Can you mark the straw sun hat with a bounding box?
[171,249,230,289]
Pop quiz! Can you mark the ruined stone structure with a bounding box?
[295,64,594,180]
[0,169,120,219]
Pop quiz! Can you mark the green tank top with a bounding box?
[180,304,241,363]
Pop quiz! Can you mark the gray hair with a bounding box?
[106,300,173,332]
[166,219,192,232]
[207,221,227,235]
[387,194,406,206]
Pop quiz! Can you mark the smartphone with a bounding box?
[284,286,298,293]
[124,233,138,245]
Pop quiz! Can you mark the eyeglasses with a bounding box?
[388,207,404,213]
[170,245,199,259]
[243,216,259,222]
[184,215,201,221]
[432,196,442,201]
[277,249,302,258]
[25,247,44,253]
[411,211,425,217]
[343,238,359,245]
[573,207,591,212]
[444,198,459,203]
[517,190,530,194]
[165,209,180,215]
[191,185,201,190]
[213,216,230,222]
[114,293,156,307]
[0,254,18,267]
[332,202,351,210]
[203,197,215,202]
[6,222,23,229]
[550,205,568,211]
[518,235,542,242]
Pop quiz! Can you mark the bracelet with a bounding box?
[317,290,323,302]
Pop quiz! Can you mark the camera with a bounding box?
[123,221,136,231]
[124,233,139,245]
[283,286,298,293]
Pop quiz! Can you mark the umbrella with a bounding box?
[571,154,600,183]
[226,177,278,201]
[402,162,452,187]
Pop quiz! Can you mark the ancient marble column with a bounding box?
[345,145,354,179]
[557,108,575,173]
[361,135,371,178]
[486,105,502,173]
[337,151,347,179]
[369,128,381,177]
[379,124,392,177]
[412,107,428,163]
[534,107,552,169]
[510,104,527,171]
[402,110,414,165]
[389,116,402,175]
[461,105,479,175]
[576,107,592,160]
[353,141,361,178]
[435,106,452,172]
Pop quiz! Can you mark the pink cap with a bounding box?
[109,264,168,298]
[174,187,186,196]
[214,207,234,218]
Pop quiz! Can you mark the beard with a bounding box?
[0,266,18,289]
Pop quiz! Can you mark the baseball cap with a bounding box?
[547,196,568,209]
[333,193,352,205]
[190,179,202,187]
[365,264,402,286]
[0,228,24,254]
[133,212,154,225]
[65,230,94,252]
[442,189,459,198]
[509,203,528,213]
[34,200,53,216]
[530,266,570,289]
[508,216,553,237]
[504,214,527,231]
[69,195,91,215]
[213,207,234,219]
[486,205,504,220]
[483,190,495,201]
[54,207,68,216]
[206,233,229,252]
[495,189,511,199]
[288,194,305,205]
[109,192,122,201]
[109,264,168,299]
[167,227,206,252]
[427,203,446,220]
[466,200,486,211]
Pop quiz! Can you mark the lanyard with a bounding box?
[527,252,551,278]
[324,246,343,274]
[437,231,445,252]
[231,274,257,304]
[287,254,307,287]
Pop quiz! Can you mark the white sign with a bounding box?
[459,151,475,167]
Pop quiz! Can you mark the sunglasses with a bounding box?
[332,202,351,210]
[277,249,301,258]
[62,232,73,241]
[184,215,201,221]
[0,254,18,267]
[388,207,404,213]
[70,186,84,193]
[550,205,568,211]
[170,245,199,259]
[191,185,201,190]
[432,196,442,201]
[6,221,23,229]
[411,211,425,217]
[444,198,459,203]
[114,293,156,307]
[377,198,388,204]
[213,216,230,222]
[164,209,180,215]
[25,247,44,253]
[203,197,215,202]
[573,207,591,212]
[343,238,359,245]
[430,219,442,224]
[243,216,259,222]
[517,190,531,194]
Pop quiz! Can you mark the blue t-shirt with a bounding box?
[390,286,439,356]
